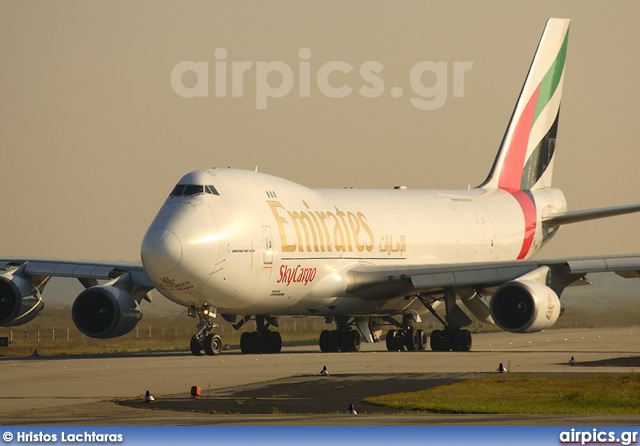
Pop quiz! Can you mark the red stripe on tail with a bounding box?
[498,85,540,190]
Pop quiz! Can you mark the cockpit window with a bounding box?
[205,185,219,195]
[169,185,185,197]
[169,184,219,198]
[184,185,204,196]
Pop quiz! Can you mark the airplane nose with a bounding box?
[141,202,221,294]
[140,229,182,274]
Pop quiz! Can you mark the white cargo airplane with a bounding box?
[3,18,640,356]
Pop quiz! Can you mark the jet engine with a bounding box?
[72,286,142,338]
[0,273,45,326]
[490,279,561,333]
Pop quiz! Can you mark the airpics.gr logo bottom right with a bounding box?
[559,429,638,446]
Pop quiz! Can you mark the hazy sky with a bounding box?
[1,1,639,263]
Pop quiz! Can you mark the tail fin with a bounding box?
[481,18,570,191]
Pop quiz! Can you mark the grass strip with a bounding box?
[365,373,640,415]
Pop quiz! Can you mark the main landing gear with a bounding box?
[382,290,475,352]
[418,289,474,352]
[429,327,472,352]
[384,315,428,351]
[239,315,282,354]
[189,306,223,356]
[383,321,471,352]
[319,317,361,352]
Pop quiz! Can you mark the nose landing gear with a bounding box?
[189,305,223,356]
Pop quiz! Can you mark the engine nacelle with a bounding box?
[490,279,561,333]
[0,274,45,326]
[72,286,142,338]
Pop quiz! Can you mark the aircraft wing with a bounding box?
[344,253,640,300]
[0,259,153,290]
[0,259,155,332]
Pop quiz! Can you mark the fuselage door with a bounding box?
[261,225,273,265]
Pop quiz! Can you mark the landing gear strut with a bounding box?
[384,315,428,352]
[239,315,282,354]
[189,306,223,356]
[319,317,361,352]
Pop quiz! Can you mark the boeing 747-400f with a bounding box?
[3,18,640,356]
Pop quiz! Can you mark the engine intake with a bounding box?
[490,279,561,333]
[72,286,142,338]
[0,274,45,326]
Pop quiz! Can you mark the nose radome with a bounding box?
[141,229,182,274]
[142,202,220,295]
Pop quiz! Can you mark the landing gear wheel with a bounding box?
[429,330,439,351]
[241,330,282,354]
[266,331,282,353]
[240,332,251,354]
[430,329,450,352]
[385,329,396,351]
[344,330,360,352]
[249,332,260,353]
[240,331,260,353]
[440,331,451,352]
[338,331,352,352]
[204,333,223,356]
[386,329,403,352]
[258,333,270,353]
[190,335,205,356]
[417,329,428,350]
[405,328,420,351]
[337,331,348,352]
[319,330,333,352]
[321,330,358,352]
[452,329,472,352]
[328,330,340,352]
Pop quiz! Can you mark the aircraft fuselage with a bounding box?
[140,168,567,316]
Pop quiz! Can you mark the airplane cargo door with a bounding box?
[261,225,273,265]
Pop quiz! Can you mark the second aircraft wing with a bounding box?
[344,253,640,300]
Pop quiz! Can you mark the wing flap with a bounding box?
[25,261,122,279]
[566,255,640,274]
[412,265,536,289]
[412,271,456,288]
[565,258,607,273]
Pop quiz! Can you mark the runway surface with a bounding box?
[2,327,640,425]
